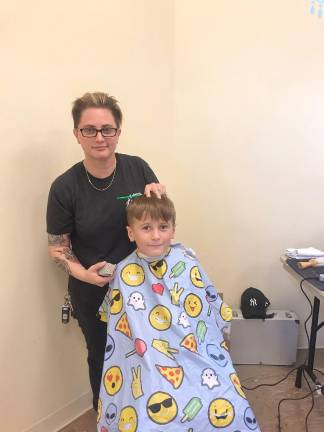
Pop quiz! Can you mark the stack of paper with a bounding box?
[285,247,324,259]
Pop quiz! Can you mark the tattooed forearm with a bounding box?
[54,257,71,275]
[49,234,79,274]
[53,248,79,274]
[61,247,79,262]
[48,234,69,246]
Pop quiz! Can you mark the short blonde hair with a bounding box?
[72,92,123,128]
[127,195,176,227]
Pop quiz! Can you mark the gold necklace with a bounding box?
[83,161,117,192]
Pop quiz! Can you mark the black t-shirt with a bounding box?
[47,153,158,294]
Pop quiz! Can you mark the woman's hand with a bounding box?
[48,233,81,276]
[84,262,116,287]
[48,234,115,287]
[144,183,166,199]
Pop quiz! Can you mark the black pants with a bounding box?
[69,278,108,411]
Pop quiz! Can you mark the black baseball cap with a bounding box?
[241,287,274,319]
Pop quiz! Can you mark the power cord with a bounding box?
[242,276,323,431]
[277,383,323,432]
[277,276,323,431]
[242,367,298,391]
[302,367,315,432]
[299,277,317,350]
[243,368,322,432]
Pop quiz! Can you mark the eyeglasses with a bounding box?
[79,127,118,137]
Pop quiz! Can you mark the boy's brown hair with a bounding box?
[72,92,123,129]
[127,195,176,226]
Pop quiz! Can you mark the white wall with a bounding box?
[172,0,324,348]
[0,1,173,431]
[2,1,324,431]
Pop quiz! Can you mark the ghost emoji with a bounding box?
[178,311,190,328]
[127,291,146,310]
[201,368,220,389]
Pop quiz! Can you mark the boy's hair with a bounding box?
[127,195,176,226]
[72,92,123,129]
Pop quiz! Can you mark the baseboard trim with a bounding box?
[298,345,324,349]
[22,391,92,432]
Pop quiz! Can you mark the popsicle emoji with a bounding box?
[196,320,207,344]
[170,261,186,278]
[181,397,203,422]
[126,338,147,358]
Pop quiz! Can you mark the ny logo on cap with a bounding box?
[249,298,257,307]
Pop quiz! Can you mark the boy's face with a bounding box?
[127,217,175,258]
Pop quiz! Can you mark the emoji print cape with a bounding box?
[97,244,260,432]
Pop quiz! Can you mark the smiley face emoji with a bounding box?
[190,266,204,288]
[104,366,123,395]
[230,373,246,399]
[208,398,235,428]
[184,293,203,318]
[149,305,172,330]
[110,289,123,314]
[149,259,168,279]
[121,263,145,287]
[118,406,138,432]
[220,302,233,322]
[147,392,178,425]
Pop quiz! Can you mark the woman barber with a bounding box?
[47,92,165,410]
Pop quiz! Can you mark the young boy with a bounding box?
[97,195,260,432]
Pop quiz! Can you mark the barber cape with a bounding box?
[97,244,260,432]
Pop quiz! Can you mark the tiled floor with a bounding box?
[59,350,324,432]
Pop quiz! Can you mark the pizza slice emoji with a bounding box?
[155,364,184,389]
[115,312,132,339]
[180,333,198,353]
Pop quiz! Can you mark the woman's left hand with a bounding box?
[144,183,166,199]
